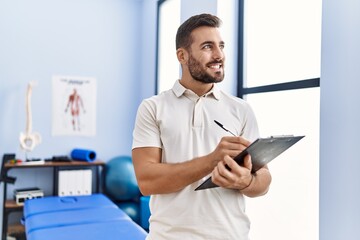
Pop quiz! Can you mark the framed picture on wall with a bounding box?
[52,75,97,136]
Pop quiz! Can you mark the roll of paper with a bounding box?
[71,149,96,162]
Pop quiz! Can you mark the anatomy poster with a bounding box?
[52,76,96,136]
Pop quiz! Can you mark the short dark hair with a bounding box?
[175,13,222,50]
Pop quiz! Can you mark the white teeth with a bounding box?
[209,64,221,69]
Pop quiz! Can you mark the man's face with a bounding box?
[187,26,225,84]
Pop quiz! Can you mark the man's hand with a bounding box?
[211,154,253,190]
[208,136,250,167]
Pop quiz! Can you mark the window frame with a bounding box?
[236,0,320,98]
[155,0,320,96]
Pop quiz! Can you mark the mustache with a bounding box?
[207,60,223,65]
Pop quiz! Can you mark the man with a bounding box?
[132,13,272,240]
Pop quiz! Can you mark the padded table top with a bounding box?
[25,207,131,234]
[24,194,116,218]
[26,219,147,240]
[24,194,147,240]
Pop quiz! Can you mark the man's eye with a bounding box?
[220,45,225,49]
[203,45,211,49]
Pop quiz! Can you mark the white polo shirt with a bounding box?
[133,80,259,240]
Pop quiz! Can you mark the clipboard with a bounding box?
[195,135,305,191]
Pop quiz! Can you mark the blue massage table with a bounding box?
[23,194,147,240]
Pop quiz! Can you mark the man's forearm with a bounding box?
[240,168,272,197]
[133,153,216,196]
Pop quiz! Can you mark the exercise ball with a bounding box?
[105,156,141,201]
[140,196,151,230]
[117,201,140,224]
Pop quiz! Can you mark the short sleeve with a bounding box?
[241,103,260,142]
[132,99,162,149]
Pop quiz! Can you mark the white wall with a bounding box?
[0,0,142,162]
[0,0,143,233]
[139,0,158,101]
[320,0,360,239]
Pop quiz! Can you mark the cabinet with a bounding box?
[1,159,105,240]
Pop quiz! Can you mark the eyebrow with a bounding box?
[200,40,225,47]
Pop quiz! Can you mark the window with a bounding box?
[240,1,321,240]
[245,89,319,240]
[156,0,238,95]
[155,0,180,93]
[243,0,321,87]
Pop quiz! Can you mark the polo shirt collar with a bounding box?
[172,80,221,100]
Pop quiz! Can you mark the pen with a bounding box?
[214,120,236,171]
[214,120,236,136]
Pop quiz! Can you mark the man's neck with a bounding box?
[179,78,214,97]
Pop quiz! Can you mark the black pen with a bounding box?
[214,120,236,171]
[214,120,236,136]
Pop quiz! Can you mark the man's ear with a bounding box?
[176,48,188,64]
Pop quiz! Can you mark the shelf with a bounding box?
[7,223,25,239]
[2,159,105,239]
[8,223,25,232]
[5,200,23,210]
[5,160,105,169]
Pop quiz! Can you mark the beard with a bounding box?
[188,54,224,84]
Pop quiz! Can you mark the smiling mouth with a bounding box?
[207,63,222,70]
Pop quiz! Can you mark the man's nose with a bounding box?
[213,46,224,61]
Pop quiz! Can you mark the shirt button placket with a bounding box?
[193,97,203,128]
